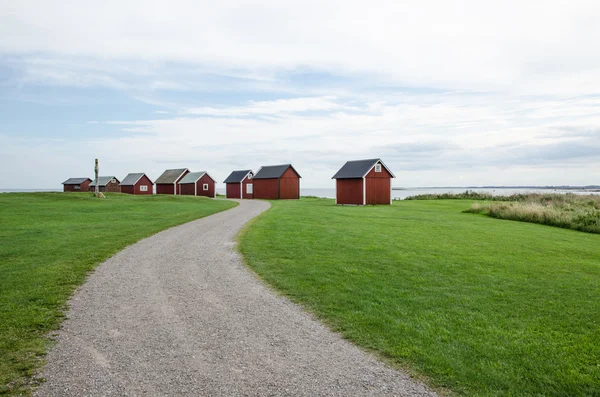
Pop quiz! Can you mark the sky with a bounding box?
[1,0,600,189]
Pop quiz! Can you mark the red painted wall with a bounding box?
[253,179,279,199]
[365,164,392,205]
[121,175,153,195]
[156,170,189,195]
[63,180,91,192]
[336,179,363,205]
[197,174,215,198]
[88,181,121,193]
[156,184,176,195]
[279,167,300,199]
[180,175,215,197]
[226,183,241,199]
[242,177,253,199]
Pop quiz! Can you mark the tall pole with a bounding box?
[94,158,99,198]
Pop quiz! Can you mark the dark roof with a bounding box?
[121,173,152,186]
[155,168,188,184]
[178,171,215,184]
[332,159,395,179]
[89,176,119,187]
[223,170,253,183]
[253,164,301,179]
[62,177,91,185]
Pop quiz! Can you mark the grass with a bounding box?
[466,194,600,234]
[239,198,600,396]
[0,193,236,395]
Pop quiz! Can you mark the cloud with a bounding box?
[2,0,600,95]
[1,1,600,189]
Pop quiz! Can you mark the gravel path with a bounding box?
[36,199,437,397]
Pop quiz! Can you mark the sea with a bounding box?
[2,187,599,199]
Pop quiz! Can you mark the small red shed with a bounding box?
[88,176,121,193]
[62,177,92,192]
[253,164,301,200]
[332,159,395,205]
[155,168,189,195]
[223,170,254,199]
[120,173,154,195]
[178,171,216,198]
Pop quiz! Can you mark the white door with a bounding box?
[246,184,253,194]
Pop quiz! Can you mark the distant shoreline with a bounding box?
[392,186,600,191]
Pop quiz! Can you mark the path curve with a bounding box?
[36,199,436,396]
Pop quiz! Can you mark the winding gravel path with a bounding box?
[36,199,437,396]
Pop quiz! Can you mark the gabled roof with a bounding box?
[62,177,91,185]
[178,171,215,184]
[223,170,253,183]
[121,173,152,186]
[332,159,395,179]
[253,164,301,179]
[89,176,120,187]
[155,168,189,184]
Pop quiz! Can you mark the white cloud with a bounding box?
[1,1,600,189]
[1,0,600,94]
[3,93,600,189]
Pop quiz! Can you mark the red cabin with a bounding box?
[253,164,301,200]
[155,168,189,195]
[223,170,254,199]
[120,173,154,195]
[178,171,216,198]
[62,177,91,192]
[332,159,395,205]
[88,176,121,193]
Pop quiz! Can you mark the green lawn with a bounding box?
[239,198,600,396]
[0,193,236,395]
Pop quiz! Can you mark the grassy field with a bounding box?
[239,198,600,396]
[0,193,236,395]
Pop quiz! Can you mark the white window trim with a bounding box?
[203,183,209,191]
[140,185,148,192]
[375,163,382,172]
[246,183,253,194]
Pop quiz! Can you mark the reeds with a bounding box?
[465,193,600,233]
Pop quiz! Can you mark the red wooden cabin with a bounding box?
[120,173,154,195]
[253,164,301,200]
[88,176,121,193]
[62,177,91,192]
[178,171,216,198]
[332,159,395,205]
[223,170,254,199]
[155,168,189,195]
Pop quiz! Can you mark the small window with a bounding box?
[74,185,80,190]
[203,184,209,191]
[110,179,116,183]
[140,185,148,192]
[247,174,252,180]
[246,184,253,194]
[375,163,382,172]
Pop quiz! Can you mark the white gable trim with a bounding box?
[362,159,396,178]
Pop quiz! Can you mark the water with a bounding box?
[4,187,599,199]
[215,187,600,200]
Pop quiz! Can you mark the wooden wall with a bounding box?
[242,177,253,199]
[336,179,363,205]
[279,167,300,199]
[197,174,215,198]
[63,180,91,192]
[253,179,278,199]
[120,175,153,195]
[365,165,392,205]
[156,184,175,195]
[226,183,241,199]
